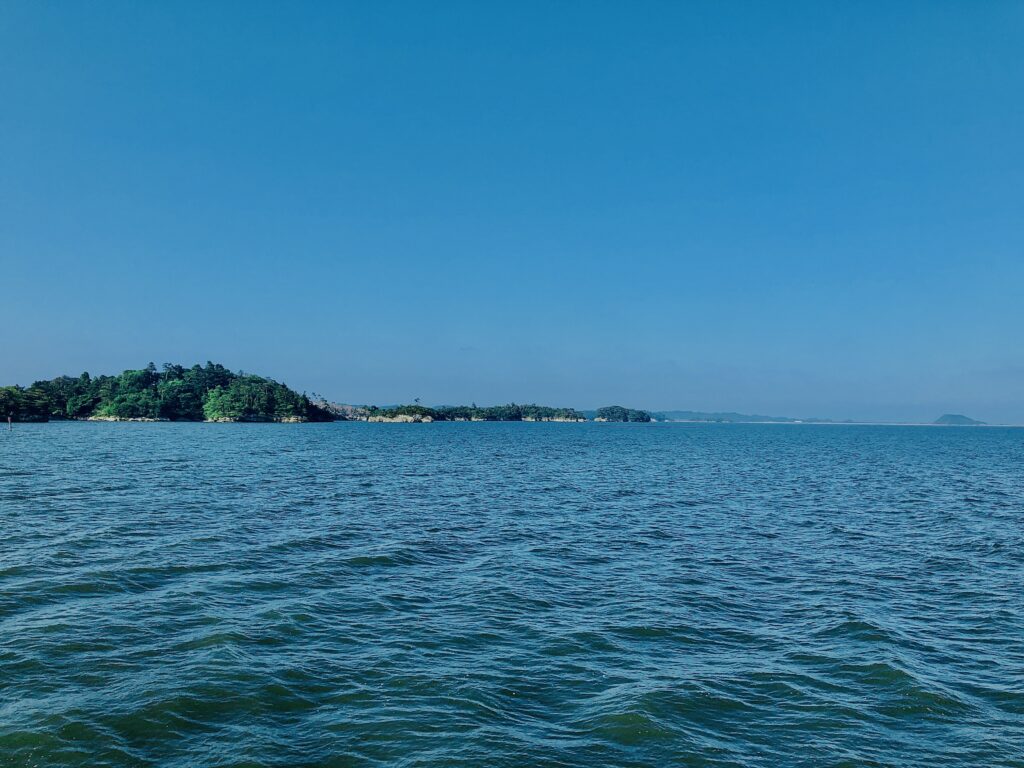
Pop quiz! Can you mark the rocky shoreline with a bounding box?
[85,415,311,423]
[33,414,591,424]
[365,414,587,423]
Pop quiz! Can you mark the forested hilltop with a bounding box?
[0,363,333,422]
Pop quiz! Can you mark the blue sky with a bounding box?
[2,2,1022,422]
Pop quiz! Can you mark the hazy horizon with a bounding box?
[3,3,1022,423]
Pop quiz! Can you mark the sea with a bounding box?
[1,422,1022,767]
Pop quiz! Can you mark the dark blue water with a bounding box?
[2,422,1022,767]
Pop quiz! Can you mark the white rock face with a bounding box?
[86,416,170,422]
[204,416,309,423]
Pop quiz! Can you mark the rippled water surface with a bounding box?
[2,422,1022,767]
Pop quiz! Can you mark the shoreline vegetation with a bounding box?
[358,404,654,423]
[1,363,991,426]
[0,363,653,424]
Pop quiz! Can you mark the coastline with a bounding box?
[9,418,1020,427]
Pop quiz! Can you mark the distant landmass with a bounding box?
[361,403,588,423]
[933,414,986,426]
[354,404,652,423]
[594,406,652,422]
[573,406,652,422]
[651,410,835,424]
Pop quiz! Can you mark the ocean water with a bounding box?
[1,422,1022,768]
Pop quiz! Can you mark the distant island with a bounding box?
[933,414,986,426]
[594,406,652,422]
[653,411,994,426]
[650,410,835,424]
[362,404,588,422]
[356,403,655,422]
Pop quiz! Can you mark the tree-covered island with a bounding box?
[0,363,333,422]
[594,406,653,422]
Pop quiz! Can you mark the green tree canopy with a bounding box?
[3,362,334,422]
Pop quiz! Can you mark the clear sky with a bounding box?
[2,2,1022,422]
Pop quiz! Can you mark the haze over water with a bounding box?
[2,422,1022,767]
